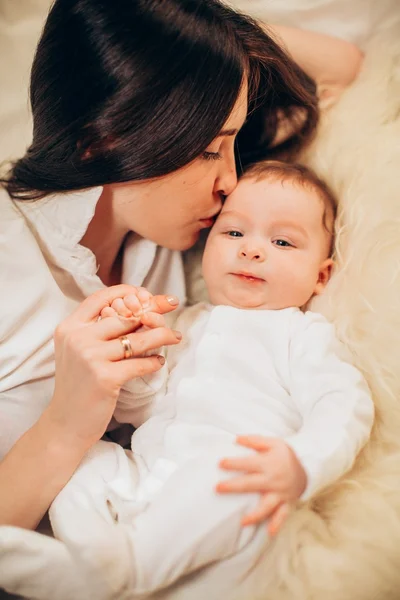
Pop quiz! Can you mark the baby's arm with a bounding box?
[285,311,374,500]
[101,289,179,428]
[218,311,374,534]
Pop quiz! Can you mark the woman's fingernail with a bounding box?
[157,355,166,365]
[166,296,179,306]
[174,330,182,340]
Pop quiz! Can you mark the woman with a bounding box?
[0,0,362,531]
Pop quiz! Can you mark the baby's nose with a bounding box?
[240,247,265,261]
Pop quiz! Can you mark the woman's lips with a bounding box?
[198,218,215,228]
[231,272,265,284]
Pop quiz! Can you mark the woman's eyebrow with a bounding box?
[219,128,238,137]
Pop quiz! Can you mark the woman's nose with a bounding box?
[239,245,266,262]
[215,152,238,197]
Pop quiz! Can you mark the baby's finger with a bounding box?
[241,493,281,527]
[140,311,166,329]
[216,473,268,494]
[110,298,133,318]
[100,306,118,319]
[123,294,144,317]
[136,287,153,309]
[236,435,274,452]
[268,502,291,537]
[219,455,263,473]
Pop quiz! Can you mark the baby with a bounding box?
[8,162,375,600]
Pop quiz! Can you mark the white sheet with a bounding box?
[228,0,399,46]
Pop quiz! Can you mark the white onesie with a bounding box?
[0,304,374,600]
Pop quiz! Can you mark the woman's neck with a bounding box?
[80,187,129,287]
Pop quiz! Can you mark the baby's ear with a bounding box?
[314,258,334,295]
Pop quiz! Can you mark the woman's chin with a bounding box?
[163,231,200,252]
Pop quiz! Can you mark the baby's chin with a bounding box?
[208,289,273,311]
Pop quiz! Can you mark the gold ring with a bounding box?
[119,335,133,359]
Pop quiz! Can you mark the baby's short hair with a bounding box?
[241,160,337,256]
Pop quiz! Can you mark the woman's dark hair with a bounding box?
[2,0,318,200]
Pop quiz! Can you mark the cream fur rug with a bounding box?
[185,31,400,600]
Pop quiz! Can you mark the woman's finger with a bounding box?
[216,473,269,494]
[267,502,291,537]
[112,354,166,382]
[219,455,263,474]
[71,285,140,323]
[70,287,179,324]
[140,311,166,329]
[94,315,143,339]
[241,493,281,527]
[104,326,182,360]
[149,294,180,314]
[124,293,179,318]
[236,435,273,452]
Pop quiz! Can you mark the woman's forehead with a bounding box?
[221,80,248,133]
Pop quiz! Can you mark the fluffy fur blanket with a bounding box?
[184,31,400,600]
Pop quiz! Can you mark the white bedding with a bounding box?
[228,0,399,46]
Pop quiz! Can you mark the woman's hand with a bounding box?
[45,285,181,452]
[217,435,307,537]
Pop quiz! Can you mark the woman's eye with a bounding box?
[273,239,293,248]
[226,230,243,238]
[202,151,222,161]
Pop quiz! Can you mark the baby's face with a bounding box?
[202,176,333,310]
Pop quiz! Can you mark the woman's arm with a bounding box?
[0,288,181,529]
[266,24,363,104]
[0,415,88,529]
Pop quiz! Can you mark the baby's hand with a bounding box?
[217,436,307,536]
[100,287,155,321]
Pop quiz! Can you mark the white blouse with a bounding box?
[0,186,186,459]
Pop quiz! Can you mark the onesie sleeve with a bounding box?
[285,311,374,500]
[112,338,169,428]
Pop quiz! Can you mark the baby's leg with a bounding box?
[50,440,140,536]
[0,441,141,600]
[116,444,270,595]
[42,442,269,599]
[49,440,143,600]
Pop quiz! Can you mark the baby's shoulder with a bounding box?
[176,302,210,327]
[289,309,335,340]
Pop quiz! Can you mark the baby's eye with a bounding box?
[226,230,243,238]
[273,239,294,248]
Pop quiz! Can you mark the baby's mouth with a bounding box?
[231,272,265,284]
